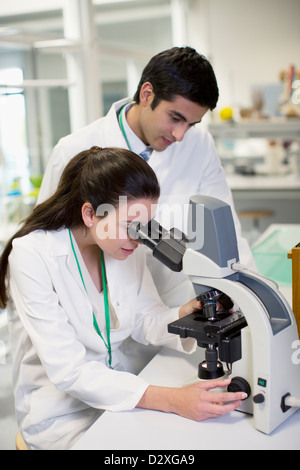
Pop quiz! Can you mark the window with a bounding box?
[0,67,30,195]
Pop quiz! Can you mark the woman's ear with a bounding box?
[81,202,95,228]
[139,82,154,107]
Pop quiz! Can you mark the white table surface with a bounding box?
[73,341,300,451]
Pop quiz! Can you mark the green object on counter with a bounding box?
[252,227,300,285]
[30,174,43,188]
[28,174,43,198]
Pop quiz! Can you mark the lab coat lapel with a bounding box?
[46,229,96,336]
[102,252,119,305]
[102,250,138,313]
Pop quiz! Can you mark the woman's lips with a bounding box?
[121,247,135,256]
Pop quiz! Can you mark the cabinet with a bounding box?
[288,242,300,335]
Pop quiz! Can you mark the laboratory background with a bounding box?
[0,0,299,450]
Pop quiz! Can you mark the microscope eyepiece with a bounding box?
[128,219,186,272]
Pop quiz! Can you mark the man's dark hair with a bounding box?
[133,46,219,110]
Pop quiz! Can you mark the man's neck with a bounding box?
[126,103,148,145]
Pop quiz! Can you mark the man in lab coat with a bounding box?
[38,46,255,308]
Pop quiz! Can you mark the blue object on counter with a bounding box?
[7,189,22,196]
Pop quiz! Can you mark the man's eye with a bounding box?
[170,114,180,122]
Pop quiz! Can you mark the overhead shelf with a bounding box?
[208,120,300,140]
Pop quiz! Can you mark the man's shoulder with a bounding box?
[51,115,109,162]
[58,115,106,146]
[184,123,214,145]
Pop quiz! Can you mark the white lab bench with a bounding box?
[73,224,300,451]
[73,343,300,451]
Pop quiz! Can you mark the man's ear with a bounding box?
[81,202,95,228]
[139,82,154,106]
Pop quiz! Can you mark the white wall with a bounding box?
[187,0,300,110]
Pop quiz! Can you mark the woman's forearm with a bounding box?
[136,385,179,414]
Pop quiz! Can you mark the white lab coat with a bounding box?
[38,98,255,306]
[7,228,195,449]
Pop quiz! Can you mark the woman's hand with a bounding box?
[168,378,247,421]
[137,378,247,422]
[179,297,202,318]
[179,294,235,319]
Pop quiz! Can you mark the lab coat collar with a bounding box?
[46,228,88,295]
[119,101,150,156]
[107,97,155,161]
[103,97,131,148]
[47,228,70,257]
[111,97,131,115]
[45,228,124,304]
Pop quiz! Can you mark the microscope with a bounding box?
[128,195,300,434]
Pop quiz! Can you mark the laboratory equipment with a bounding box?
[128,195,300,434]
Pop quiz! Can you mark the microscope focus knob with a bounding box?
[227,377,251,397]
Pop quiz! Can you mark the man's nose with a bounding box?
[172,125,187,142]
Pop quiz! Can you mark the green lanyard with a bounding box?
[68,229,112,368]
[118,104,132,151]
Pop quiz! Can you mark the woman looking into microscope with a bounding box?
[0,146,247,450]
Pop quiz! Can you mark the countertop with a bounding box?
[73,344,300,451]
[226,172,300,191]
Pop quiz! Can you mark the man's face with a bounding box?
[139,93,209,152]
